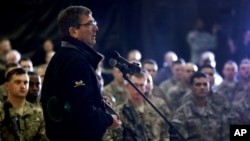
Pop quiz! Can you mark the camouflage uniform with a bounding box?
[110,100,170,141]
[217,81,245,104]
[159,78,180,101]
[104,80,128,107]
[181,91,230,115]
[209,91,230,114]
[0,101,48,141]
[102,129,114,141]
[232,84,250,105]
[0,84,8,102]
[165,82,191,113]
[229,93,250,124]
[172,100,229,141]
[146,95,172,120]
[152,85,165,101]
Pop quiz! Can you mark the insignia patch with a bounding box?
[74,80,85,87]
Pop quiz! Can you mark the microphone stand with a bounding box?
[121,71,186,141]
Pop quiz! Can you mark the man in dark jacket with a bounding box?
[41,5,121,141]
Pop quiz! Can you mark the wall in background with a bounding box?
[0,0,249,71]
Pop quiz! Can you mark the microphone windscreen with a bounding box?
[109,58,117,67]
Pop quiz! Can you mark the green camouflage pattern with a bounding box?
[104,100,170,141]
[104,81,128,107]
[172,100,229,141]
[0,101,48,141]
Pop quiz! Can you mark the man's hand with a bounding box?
[107,115,122,130]
[103,96,112,107]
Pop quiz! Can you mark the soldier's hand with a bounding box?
[107,114,122,130]
[103,96,112,107]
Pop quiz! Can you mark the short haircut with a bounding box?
[198,64,214,72]
[171,58,186,67]
[28,71,39,76]
[57,6,92,38]
[5,68,27,82]
[19,57,32,63]
[240,58,250,65]
[5,62,20,70]
[189,72,208,85]
[128,71,147,80]
[142,59,158,67]
[224,60,238,71]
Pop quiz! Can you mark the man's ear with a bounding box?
[4,82,9,91]
[69,27,78,38]
[125,83,129,89]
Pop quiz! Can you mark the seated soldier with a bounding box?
[0,68,48,140]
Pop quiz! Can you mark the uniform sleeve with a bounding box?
[34,107,49,141]
[171,107,189,140]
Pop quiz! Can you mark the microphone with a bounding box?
[109,51,141,74]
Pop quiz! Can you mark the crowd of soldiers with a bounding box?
[101,49,250,141]
[0,38,50,140]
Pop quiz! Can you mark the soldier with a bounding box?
[232,58,250,104]
[217,60,241,105]
[26,71,42,106]
[104,67,128,107]
[228,81,250,124]
[111,71,169,141]
[0,68,48,140]
[166,62,197,113]
[159,59,186,102]
[181,64,230,114]
[144,70,172,119]
[172,72,229,141]
[142,59,165,100]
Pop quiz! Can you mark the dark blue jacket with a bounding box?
[41,37,113,141]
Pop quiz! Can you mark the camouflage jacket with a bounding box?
[172,100,229,141]
[0,84,8,102]
[104,80,128,107]
[229,95,250,124]
[152,85,165,101]
[181,91,230,115]
[159,78,180,97]
[217,81,245,104]
[146,95,172,120]
[165,82,191,113]
[106,100,169,141]
[0,101,48,141]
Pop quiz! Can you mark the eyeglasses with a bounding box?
[78,21,97,27]
[134,83,146,88]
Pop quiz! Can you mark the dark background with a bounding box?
[0,0,250,72]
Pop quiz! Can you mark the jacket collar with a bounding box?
[61,36,103,69]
